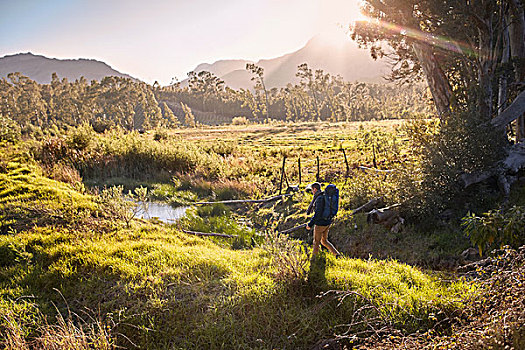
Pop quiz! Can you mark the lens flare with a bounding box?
[366,18,478,57]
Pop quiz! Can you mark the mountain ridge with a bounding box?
[0,52,137,83]
[185,33,389,89]
[1,33,389,88]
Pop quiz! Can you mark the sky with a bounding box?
[0,0,365,85]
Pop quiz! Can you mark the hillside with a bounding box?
[185,32,390,89]
[0,52,137,84]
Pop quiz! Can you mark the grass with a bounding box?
[0,139,478,349]
[0,225,475,349]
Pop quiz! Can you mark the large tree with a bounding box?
[352,0,525,202]
[353,0,524,131]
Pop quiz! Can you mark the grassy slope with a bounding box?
[0,148,476,349]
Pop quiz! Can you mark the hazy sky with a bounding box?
[0,0,365,84]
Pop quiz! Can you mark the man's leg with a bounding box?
[312,225,322,256]
[320,226,340,256]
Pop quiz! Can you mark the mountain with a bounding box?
[186,31,390,89]
[0,52,137,83]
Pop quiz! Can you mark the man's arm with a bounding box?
[306,196,322,229]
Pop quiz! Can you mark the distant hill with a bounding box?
[184,32,390,89]
[0,52,137,84]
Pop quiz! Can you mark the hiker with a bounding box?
[305,182,341,257]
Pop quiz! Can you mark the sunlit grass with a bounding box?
[0,224,475,348]
[0,120,480,349]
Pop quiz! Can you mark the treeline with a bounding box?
[157,63,435,123]
[0,73,177,132]
[0,64,434,132]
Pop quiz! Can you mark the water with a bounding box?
[135,201,190,223]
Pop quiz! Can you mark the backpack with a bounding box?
[322,184,339,220]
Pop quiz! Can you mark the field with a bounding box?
[0,120,520,349]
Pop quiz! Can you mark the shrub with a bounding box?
[39,138,70,165]
[153,128,169,141]
[96,186,148,227]
[66,123,94,151]
[0,114,21,144]
[261,230,308,286]
[400,111,505,220]
[462,205,525,255]
[232,116,250,125]
[43,162,83,185]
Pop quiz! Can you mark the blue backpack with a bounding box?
[322,184,339,220]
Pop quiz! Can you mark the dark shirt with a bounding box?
[308,192,332,227]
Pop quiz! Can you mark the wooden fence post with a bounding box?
[342,147,350,177]
[298,157,301,186]
[279,156,286,195]
[316,155,320,182]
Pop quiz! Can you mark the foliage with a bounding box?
[0,224,474,349]
[0,305,115,350]
[462,206,525,256]
[178,204,258,249]
[180,102,196,127]
[231,116,250,125]
[0,159,97,233]
[0,114,21,144]
[400,111,505,220]
[66,123,95,151]
[261,230,309,286]
[1,74,164,131]
[0,124,487,349]
[96,185,148,228]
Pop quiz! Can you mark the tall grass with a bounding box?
[0,224,475,349]
[0,121,484,348]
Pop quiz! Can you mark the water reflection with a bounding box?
[135,201,190,223]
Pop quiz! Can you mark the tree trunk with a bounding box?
[509,0,525,141]
[498,17,510,115]
[477,18,495,121]
[411,42,454,118]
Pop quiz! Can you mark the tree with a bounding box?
[355,1,525,122]
[246,63,270,120]
[353,0,525,139]
[181,102,196,127]
[187,70,225,113]
[353,0,525,203]
[160,102,180,127]
[296,63,322,119]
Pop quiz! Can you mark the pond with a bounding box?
[135,201,190,223]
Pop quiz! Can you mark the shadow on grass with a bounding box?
[307,252,327,295]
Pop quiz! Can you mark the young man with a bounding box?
[305,182,341,257]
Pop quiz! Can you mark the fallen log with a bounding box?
[351,197,384,215]
[278,223,307,234]
[366,207,404,233]
[195,194,292,205]
[491,89,525,128]
[181,229,237,238]
[357,166,396,173]
[461,142,525,197]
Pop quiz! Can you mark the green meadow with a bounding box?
[0,120,496,349]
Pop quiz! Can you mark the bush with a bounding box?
[66,123,94,151]
[153,128,169,141]
[232,116,250,125]
[43,162,83,185]
[0,115,21,144]
[401,111,505,220]
[462,205,525,255]
[262,230,308,287]
[96,186,148,227]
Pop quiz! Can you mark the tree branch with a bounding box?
[491,90,525,127]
